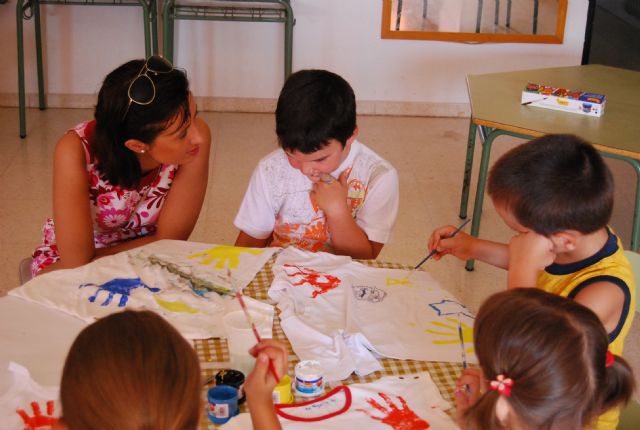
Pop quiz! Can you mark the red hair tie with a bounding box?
[605,350,615,368]
[489,374,514,396]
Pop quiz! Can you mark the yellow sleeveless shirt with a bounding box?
[537,230,635,430]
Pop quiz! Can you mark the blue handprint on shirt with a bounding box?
[79,278,160,307]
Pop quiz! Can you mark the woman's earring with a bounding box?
[140,149,146,154]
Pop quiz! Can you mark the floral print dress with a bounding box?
[31,121,178,276]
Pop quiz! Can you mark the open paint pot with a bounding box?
[294,360,324,397]
[272,374,293,404]
[207,385,239,424]
[215,369,246,404]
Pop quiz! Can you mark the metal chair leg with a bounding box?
[34,0,45,110]
[149,0,158,54]
[16,0,27,138]
[463,127,533,271]
[600,153,640,252]
[459,119,478,220]
[163,0,175,62]
[475,0,483,32]
[283,0,294,78]
[465,127,502,271]
[135,0,152,57]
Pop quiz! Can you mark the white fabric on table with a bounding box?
[269,248,476,381]
[10,241,277,340]
[221,372,457,430]
[0,362,60,430]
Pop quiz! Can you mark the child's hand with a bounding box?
[310,169,351,217]
[508,231,555,288]
[454,368,485,430]
[510,231,555,269]
[245,340,289,403]
[428,225,476,261]
[245,339,287,430]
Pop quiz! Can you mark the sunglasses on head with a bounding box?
[122,55,173,119]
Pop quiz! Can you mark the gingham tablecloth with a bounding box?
[195,256,463,429]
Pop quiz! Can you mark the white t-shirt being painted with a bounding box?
[234,140,399,252]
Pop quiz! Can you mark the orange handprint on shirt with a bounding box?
[358,392,429,430]
[16,400,59,430]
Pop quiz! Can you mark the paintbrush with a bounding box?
[415,218,471,269]
[228,270,280,383]
[457,313,471,397]
[521,97,548,106]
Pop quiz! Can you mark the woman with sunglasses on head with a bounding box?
[30,56,211,276]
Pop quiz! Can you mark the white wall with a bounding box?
[0,0,588,107]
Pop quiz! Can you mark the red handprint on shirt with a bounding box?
[358,392,430,430]
[284,264,341,298]
[16,400,59,430]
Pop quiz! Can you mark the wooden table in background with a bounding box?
[460,65,640,270]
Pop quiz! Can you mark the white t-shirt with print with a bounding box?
[220,372,457,430]
[268,248,477,382]
[234,140,399,252]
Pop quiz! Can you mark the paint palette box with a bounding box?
[521,83,606,117]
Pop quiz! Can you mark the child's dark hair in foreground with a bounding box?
[456,288,635,430]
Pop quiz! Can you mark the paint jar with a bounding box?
[207,385,239,424]
[294,360,324,397]
[272,374,293,404]
[215,369,246,404]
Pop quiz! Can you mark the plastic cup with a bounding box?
[222,310,269,376]
[207,385,239,424]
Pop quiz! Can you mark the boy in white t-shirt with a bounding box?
[234,70,399,259]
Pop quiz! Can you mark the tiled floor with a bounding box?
[1,107,638,401]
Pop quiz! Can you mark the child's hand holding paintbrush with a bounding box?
[420,219,471,267]
[227,269,281,383]
[245,339,288,430]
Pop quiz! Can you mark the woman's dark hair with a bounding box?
[488,134,614,235]
[276,69,357,153]
[465,288,634,430]
[93,59,190,188]
[60,310,201,430]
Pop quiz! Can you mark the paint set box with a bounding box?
[521,83,606,117]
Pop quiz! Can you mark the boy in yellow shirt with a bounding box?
[429,134,635,430]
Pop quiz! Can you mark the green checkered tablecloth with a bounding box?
[195,256,463,429]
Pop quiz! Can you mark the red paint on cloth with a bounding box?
[359,392,430,430]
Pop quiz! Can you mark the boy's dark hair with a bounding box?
[275,69,356,153]
[93,59,190,188]
[488,134,614,235]
[466,288,634,430]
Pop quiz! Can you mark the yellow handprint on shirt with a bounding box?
[425,317,474,353]
[188,245,264,269]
